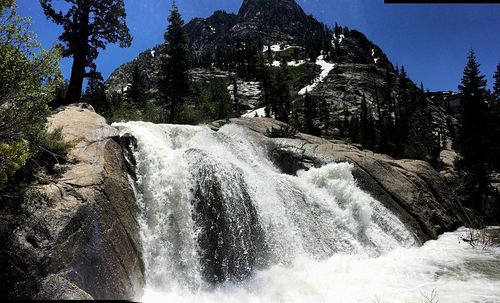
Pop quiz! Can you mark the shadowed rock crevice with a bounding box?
[187,149,268,284]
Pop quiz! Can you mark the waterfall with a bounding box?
[115,122,500,303]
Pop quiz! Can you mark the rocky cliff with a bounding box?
[1,104,144,300]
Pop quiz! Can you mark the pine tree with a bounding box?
[405,91,440,168]
[489,62,500,172]
[266,42,273,64]
[210,78,232,120]
[40,0,132,104]
[290,105,301,130]
[257,52,272,117]
[394,66,412,157]
[231,76,240,114]
[158,3,191,123]
[333,23,342,37]
[303,92,318,135]
[273,67,291,123]
[494,61,500,100]
[127,63,147,107]
[52,80,69,108]
[377,76,396,155]
[455,50,490,208]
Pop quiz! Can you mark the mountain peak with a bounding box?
[238,0,307,23]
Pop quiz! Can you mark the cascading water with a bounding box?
[115,121,500,303]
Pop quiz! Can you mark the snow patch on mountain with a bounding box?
[271,60,306,67]
[287,60,306,67]
[263,44,282,52]
[338,34,344,44]
[371,48,380,64]
[298,55,335,95]
[242,107,267,118]
[263,44,300,53]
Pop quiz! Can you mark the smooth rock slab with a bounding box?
[3,104,144,300]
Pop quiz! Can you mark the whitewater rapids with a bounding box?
[114,122,500,303]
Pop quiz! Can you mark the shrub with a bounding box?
[0,140,29,187]
[265,125,298,138]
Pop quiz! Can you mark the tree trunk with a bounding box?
[65,3,90,105]
[65,53,86,104]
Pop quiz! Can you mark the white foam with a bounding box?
[113,122,500,303]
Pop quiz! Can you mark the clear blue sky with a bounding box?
[17,0,500,92]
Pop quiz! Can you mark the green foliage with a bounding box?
[0,140,29,186]
[0,5,62,187]
[265,125,298,139]
[494,62,500,100]
[110,106,144,123]
[302,92,321,136]
[210,78,233,120]
[272,68,291,123]
[158,3,191,123]
[280,63,319,95]
[52,79,69,108]
[31,127,73,162]
[82,77,114,117]
[0,0,14,13]
[0,7,61,141]
[110,102,162,124]
[0,5,72,258]
[126,63,148,107]
[490,62,500,172]
[40,0,132,103]
[404,95,441,168]
[273,46,303,63]
[178,78,234,124]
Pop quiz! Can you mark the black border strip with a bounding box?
[385,0,500,3]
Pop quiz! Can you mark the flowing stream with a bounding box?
[115,122,500,303]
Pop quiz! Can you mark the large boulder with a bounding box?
[210,117,471,242]
[2,104,144,299]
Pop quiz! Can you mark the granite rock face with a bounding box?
[2,104,144,300]
[210,117,471,242]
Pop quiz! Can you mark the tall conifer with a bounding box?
[455,50,490,208]
[158,3,191,123]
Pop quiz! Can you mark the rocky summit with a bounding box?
[106,0,392,105]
